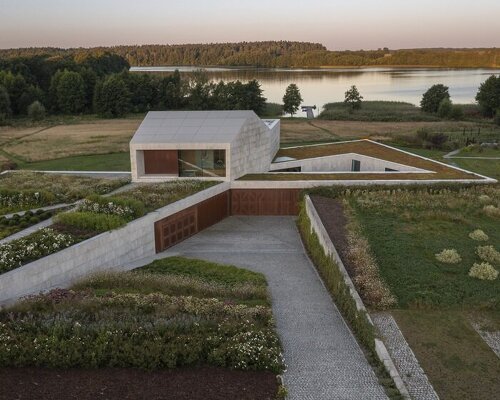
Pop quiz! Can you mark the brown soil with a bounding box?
[0,367,279,400]
[310,195,355,277]
[51,222,98,240]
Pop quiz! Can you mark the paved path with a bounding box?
[372,313,439,400]
[2,203,72,219]
[164,216,387,400]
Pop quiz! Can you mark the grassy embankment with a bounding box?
[341,186,500,399]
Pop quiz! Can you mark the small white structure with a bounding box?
[130,110,280,182]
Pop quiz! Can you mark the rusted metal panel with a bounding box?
[197,191,230,231]
[144,150,179,175]
[231,189,300,216]
[154,191,230,253]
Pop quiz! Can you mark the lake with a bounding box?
[130,66,500,116]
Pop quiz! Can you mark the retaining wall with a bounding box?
[303,195,411,399]
[0,182,231,305]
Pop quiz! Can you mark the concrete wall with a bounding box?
[229,115,276,180]
[303,195,410,399]
[0,182,231,306]
[270,153,431,173]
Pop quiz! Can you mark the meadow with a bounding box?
[326,185,500,399]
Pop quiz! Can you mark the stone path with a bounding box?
[372,313,439,400]
[470,320,500,359]
[0,218,54,245]
[2,203,72,219]
[164,216,388,400]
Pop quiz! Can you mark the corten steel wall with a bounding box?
[231,189,300,216]
[144,150,179,175]
[154,191,230,252]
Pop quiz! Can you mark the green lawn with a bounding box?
[20,152,131,171]
[393,310,500,400]
[351,187,500,308]
[452,158,500,180]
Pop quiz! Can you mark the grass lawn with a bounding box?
[0,257,283,398]
[21,152,131,171]
[452,158,500,181]
[334,185,500,399]
[393,310,500,400]
[351,187,500,308]
[456,146,500,158]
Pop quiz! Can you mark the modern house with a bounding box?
[130,110,280,182]
[130,110,493,185]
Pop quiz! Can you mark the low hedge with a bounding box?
[56,211,127,232]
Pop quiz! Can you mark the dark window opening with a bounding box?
[178,150,226,177]
[351,159,361,172]
[385,167,398,172]
[273,166,302,172]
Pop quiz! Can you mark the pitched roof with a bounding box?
[130,110,262,145]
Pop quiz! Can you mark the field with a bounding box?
[1,116,498,172]
[327,185,500,399]
[0,256,283,399]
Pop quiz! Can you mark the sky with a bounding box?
[1,0,499,50]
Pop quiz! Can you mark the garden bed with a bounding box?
[0,209,58,240]
[0,171,128,214]
[0,181,219,275]
[0,366,279,400]
[0,257,284,398]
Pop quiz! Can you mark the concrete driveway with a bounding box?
[165,216,387,400]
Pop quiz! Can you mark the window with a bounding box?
[351,159,361,172]
[178,150,226,177]
[385,167,398,172]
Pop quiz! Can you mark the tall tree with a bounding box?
[55,70,86,114]
[420,84,450,113]
[344,85,363,110]
[283,83,302,117]
[94,75,131,117]
[0,85,11,121]
[242,79,267,115]
[475,75,500,117]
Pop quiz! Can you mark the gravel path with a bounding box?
[372,313,439,400]
[165,216,388,400]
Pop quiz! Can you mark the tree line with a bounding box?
[0,54,268,122]
[1,42,499,68]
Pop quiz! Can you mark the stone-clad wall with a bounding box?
[0,183,230,306]
[229,115,275,180]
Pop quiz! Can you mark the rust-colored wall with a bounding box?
[154,191,230,253]
[231,189,300,216]
[144,150,179,175]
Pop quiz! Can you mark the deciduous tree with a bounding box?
[283,84,302,117]
[421,84,450,113]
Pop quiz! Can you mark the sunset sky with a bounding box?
[1,0,499,49]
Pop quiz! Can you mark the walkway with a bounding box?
[165,216,387,400]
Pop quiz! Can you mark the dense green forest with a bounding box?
[0,42,499,68]
[0,52,267,123]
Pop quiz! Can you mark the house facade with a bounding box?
[130,110,280,182]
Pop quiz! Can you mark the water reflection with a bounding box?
[131,66,500,111]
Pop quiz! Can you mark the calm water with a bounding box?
[131,66,500,116]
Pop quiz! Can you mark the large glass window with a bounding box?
[178,150,226,177]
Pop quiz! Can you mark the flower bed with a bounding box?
[0,228,75,274]
[0,172,128,214]
[0,257,284,373]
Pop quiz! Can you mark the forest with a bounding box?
[0,42,499,68]
[0,52,267,123]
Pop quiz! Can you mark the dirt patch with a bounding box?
[51,222,98,240]
[0,367,279,400]
[310,195,355,277]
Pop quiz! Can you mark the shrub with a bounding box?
[468,262,499,281]
[495,108,500,126]
[469,229,489,241]
[450,105,464,120]
[483,205,500,218]
[421,84,450,113]
[56,211,127,232]
[435,249,462,264]
[437,98,453,118]
[0,189,55,213]
[79,194,145,220]
[478,195,492,204]
[476,246,500,264]
[27,100,46,121]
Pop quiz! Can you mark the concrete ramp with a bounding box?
[165,216,387,400]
